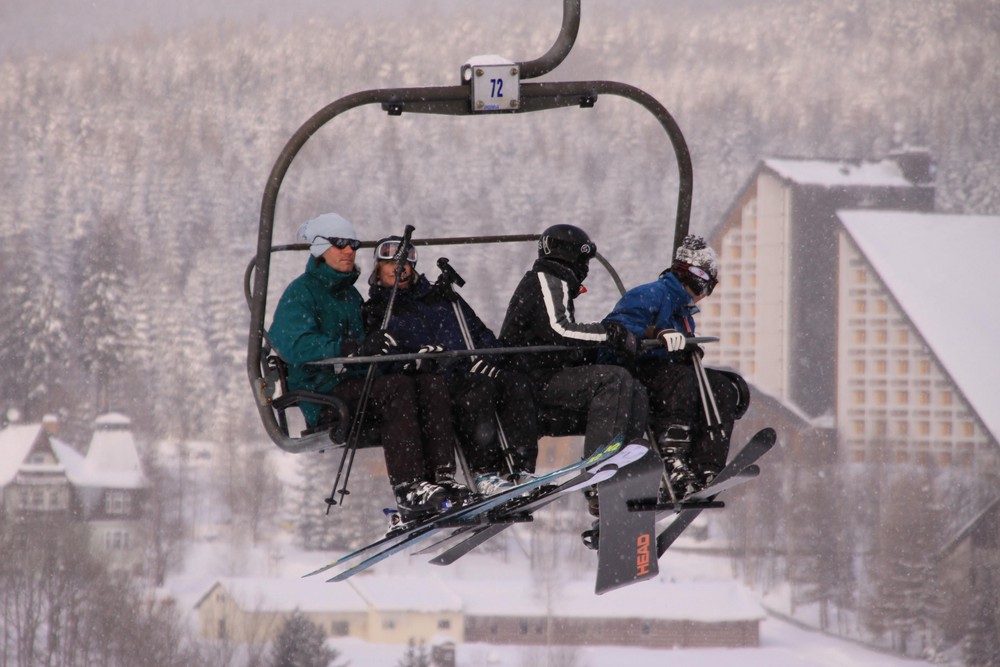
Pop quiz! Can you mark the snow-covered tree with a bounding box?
[269,610,345,667]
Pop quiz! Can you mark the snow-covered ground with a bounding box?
[167,488,934,667]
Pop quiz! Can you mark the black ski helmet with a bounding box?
[537,224,598,266]
[670,234,719,297]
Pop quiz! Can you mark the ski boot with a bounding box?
[581,519,600,551]
[473,471,515,497]
[383,508,406,537]
[393,479,450,523]
[657,425,700,498]
[582,486,600,517]
[435,469,473,505]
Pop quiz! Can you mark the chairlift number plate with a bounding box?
[471,64,519,112]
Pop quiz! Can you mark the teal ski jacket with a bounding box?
[268,256,367,426]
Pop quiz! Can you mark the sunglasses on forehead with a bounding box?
[375,240,417,264]
[320,237,361,251]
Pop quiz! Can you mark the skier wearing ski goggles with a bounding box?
[374,238,417,264]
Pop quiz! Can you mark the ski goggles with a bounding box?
[320,237,362,251]
[374,239,417,265]
[674,261,718,296]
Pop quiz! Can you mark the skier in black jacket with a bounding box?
[364,237,538,496]
[499,224,649,496]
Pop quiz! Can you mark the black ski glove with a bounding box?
[403,344,446,373]
[343,329,397,357]
[605,322,639,357]
[469,358,502,379]
[429,279,460,302]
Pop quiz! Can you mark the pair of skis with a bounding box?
[304,434,645,582]
[303,427,775,594]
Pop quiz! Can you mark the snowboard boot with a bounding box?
[435,469,473,505]
[657,425,700,498]
[393,479,450,522]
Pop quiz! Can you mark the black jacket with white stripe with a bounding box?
[499,258,609,383]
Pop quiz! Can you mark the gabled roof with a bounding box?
[838,211,1000,445]
[0,423,47,486]
[194,577,368,613]
[350,575,463,613]
[712,155,928,241]
[762,157,914,188]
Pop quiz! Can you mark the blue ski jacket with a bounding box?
[602,270,699,361]
[269,256,367,425]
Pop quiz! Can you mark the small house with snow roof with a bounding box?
[0,412,148,574]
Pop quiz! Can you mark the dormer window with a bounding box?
[105,490,131,515]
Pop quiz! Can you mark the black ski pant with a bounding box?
[635,357,742,473]
[448,369,539,475]
[536,364,648,458]
[323,374,455,488]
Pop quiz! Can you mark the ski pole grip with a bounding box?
[437,257,466,288]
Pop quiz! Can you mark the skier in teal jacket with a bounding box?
[269,213,469,522]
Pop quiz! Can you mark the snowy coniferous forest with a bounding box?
[2,2,1000,665]
[1,0,997,445]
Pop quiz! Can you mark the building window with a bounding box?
[897,360,909,374]
[382,619,395,630]
[854,330,866,344]
[875,360,886,374]
[105,491,131,515]
[896,390,909,404]
[897,329,909,344]
[331,621,349,637]
[519,621,529,634]
[941,422,953,437]
[438,619,451,630]
[941,391,953,406]
[855,268,866,284]
[855,300,866,314]
[853,390,865,404]
[963,423,975,437]
[896,421,909,436]
[919,359,931,374]
[218,619,227,640]
[919,391,931,405]
[105,530,130,550]
[875,330,887,344]
[854,360,866,374]
[874,391,886,405]
[919,422,930,436]
[876,299,888,314]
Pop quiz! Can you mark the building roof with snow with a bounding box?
[195,577,368,613]
[838,210,1000,445]
[763,157,914,188]
[349,575,463,613]
[77,412,147,489]
[0,423,55,486]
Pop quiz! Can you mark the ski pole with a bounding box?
[438,258,519,476]
[326,225,415,512]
